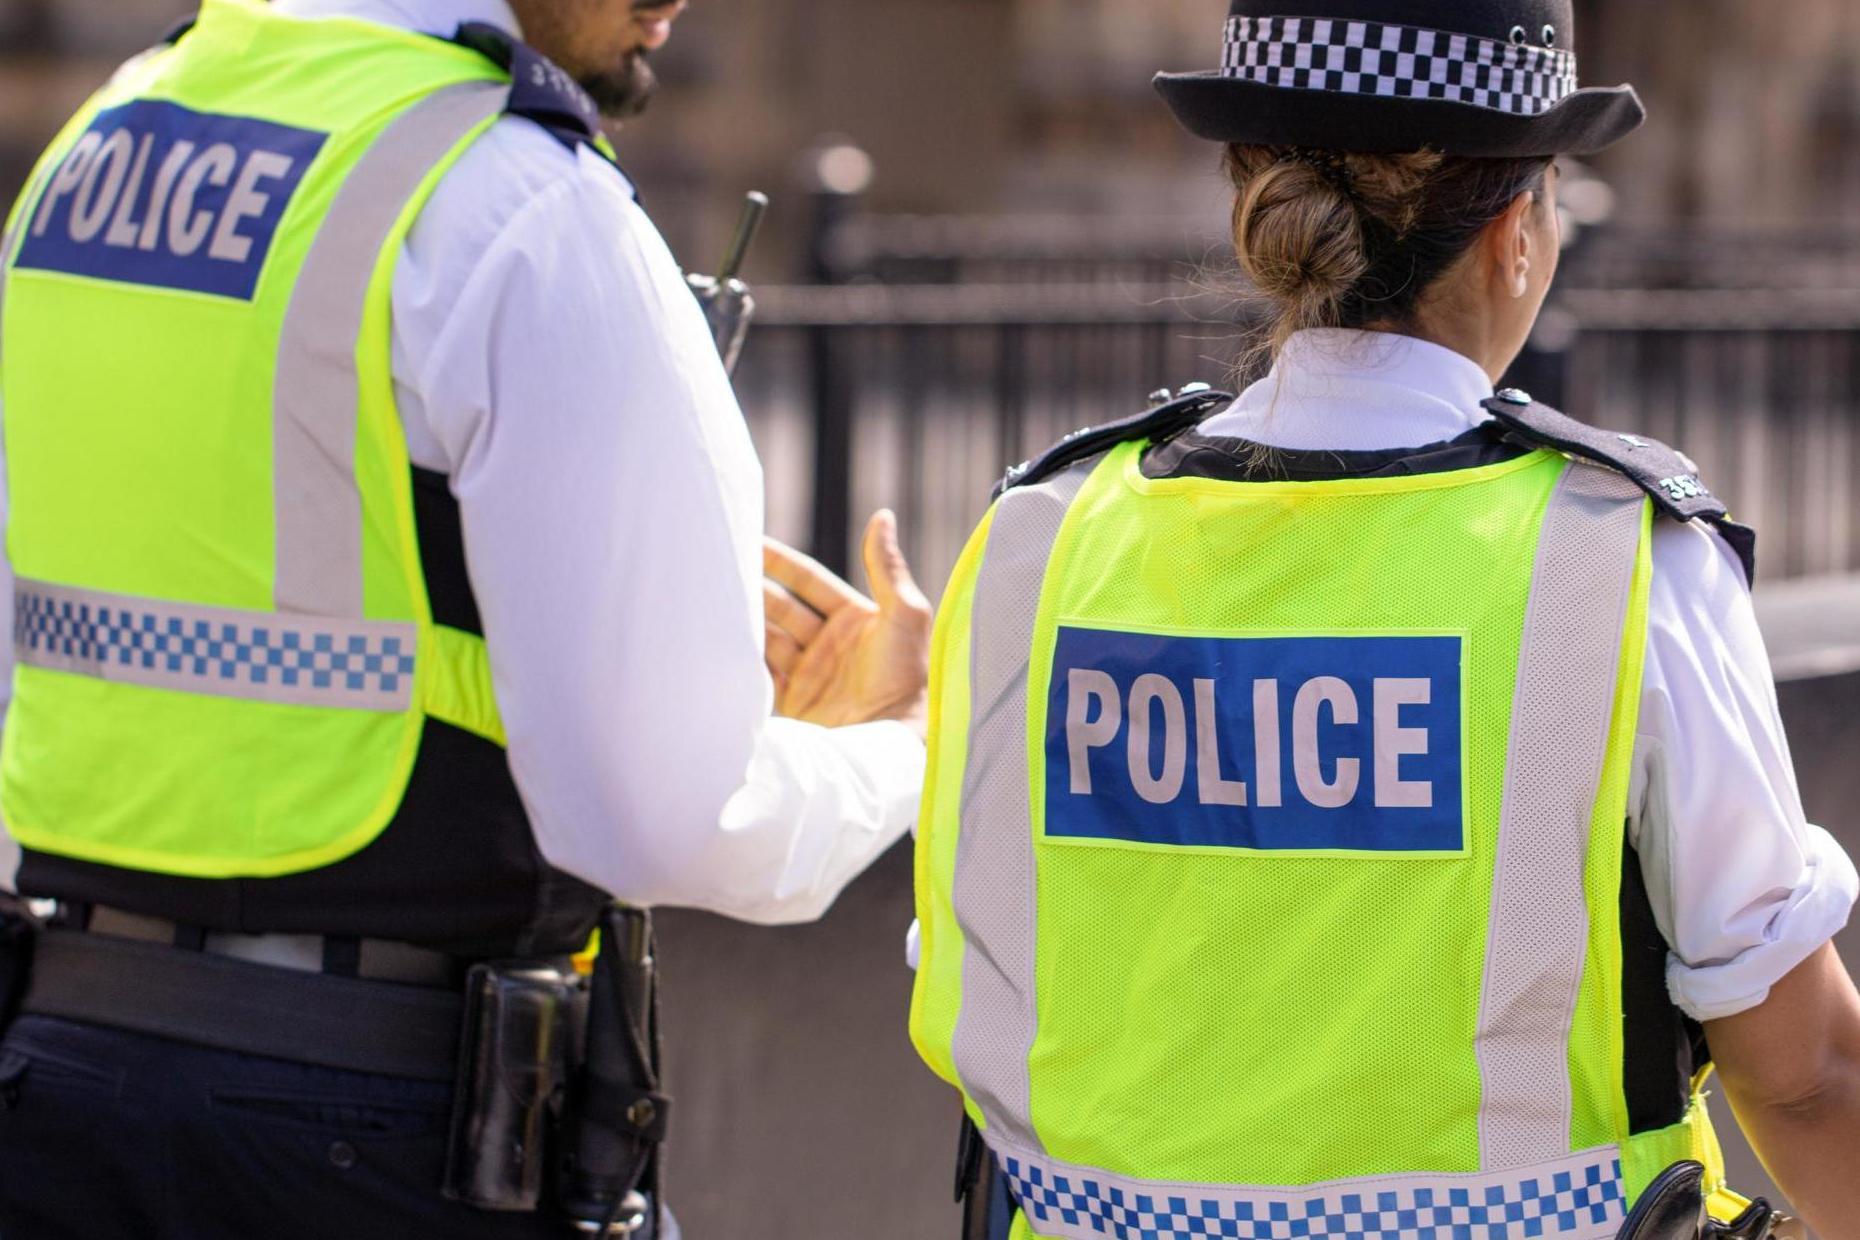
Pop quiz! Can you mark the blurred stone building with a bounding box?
[1583,0,1860,229]
[8,0,1856,264]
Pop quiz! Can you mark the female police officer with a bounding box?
[906,2,1860,1236]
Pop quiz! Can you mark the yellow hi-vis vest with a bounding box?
[0,0,596,878]
[911,396,1746,1239]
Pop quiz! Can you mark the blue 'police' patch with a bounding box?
[1045,628,1465,853]
[13,99,327,301]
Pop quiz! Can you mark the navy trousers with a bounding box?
[0,1015,669,1240]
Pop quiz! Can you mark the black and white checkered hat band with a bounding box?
[1222,16,1579,117]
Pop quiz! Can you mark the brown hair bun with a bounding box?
[1225,145,1551,356]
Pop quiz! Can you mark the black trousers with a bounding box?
[0,1015,672,1240]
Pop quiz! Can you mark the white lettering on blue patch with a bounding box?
[1045,629,1465,852]
[14,100,327,300]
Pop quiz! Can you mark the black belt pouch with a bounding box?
[442,961,584,1212]
[0,895,38,1034]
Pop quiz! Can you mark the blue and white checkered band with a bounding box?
[995,1143,1627,1240]
[1222,16,1580,117]
[14,578,419,713]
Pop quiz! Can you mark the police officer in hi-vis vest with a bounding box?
[0,0,934,1236]
[912,2,1860,1237]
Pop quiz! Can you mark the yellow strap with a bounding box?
[1707,1184,1754,1222]
[1687,1066,1753,1221]
[421,624,506,747]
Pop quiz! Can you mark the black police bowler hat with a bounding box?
[1156,0,1644,156]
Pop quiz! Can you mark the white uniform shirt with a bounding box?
[1199,328,1857,1021]
[0,0,925,926]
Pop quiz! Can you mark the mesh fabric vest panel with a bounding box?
[913,440,1731,1234]
[1034,446,1563,1177]
[0,0,506,877]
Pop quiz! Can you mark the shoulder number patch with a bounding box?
[1044,628,1465,854]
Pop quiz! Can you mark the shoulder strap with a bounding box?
[995,387,1235,500]
[162,19,623,177]
[1480,392,1757,585]
[451,22,622,169]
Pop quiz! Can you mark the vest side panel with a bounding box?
[1580,508,1728,1212]
[1024,443,1564,1183]
[1567,502,1653,1153]
[910,505,995,1097]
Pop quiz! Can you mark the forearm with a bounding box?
[1708,943,1860,1238]
[495,565,923,921]
[1720,1063,1860,1234]
[645,717,922,923]
[501,608,922,921]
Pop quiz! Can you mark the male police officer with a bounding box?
[0,0,930,1236]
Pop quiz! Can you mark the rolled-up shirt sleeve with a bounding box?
[395,138,921,925]
[1631,519,1858,1022]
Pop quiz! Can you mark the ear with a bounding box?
[1485,190,1538,300]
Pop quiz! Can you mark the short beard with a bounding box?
[581,50,658,120]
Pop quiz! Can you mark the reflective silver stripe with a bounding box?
[15,577,417,712]
[272,81,507,617]
[1477,463,1646,1169]
[949,459,1095,1154]
[991,1135,1626,1240]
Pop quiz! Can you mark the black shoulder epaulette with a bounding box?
[995,387,1234,500]
[1480,390,1757,584]
[452,23,621,167]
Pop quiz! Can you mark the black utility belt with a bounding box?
[0,905,670,1236]
[76,903,464,987]
[24,924,463,1079]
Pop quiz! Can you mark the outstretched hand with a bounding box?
[762,511,931,737]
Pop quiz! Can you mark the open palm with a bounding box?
[763,511,931,734]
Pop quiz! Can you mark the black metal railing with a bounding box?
[736,279,1860,596]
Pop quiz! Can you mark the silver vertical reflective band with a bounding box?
[272,80,508,618]
[949,459,1094,1154]
[15,577,418,712]
[1477,462,1646,1169]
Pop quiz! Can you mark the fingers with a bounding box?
[777,618,857,724]
[764,537,869,617]
[861,509,931,618]
[763,579,824,646]
[765,621,803,680]
[765,623,798,707]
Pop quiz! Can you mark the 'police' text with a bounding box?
[1043,628,1465,853]
[15,100,327,301]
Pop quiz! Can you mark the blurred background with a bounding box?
[4,0,1859,1235]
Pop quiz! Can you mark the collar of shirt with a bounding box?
[1198,328,1498,451]
[272,0,521,40]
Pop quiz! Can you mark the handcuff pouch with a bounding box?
[442,961,586,1212]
